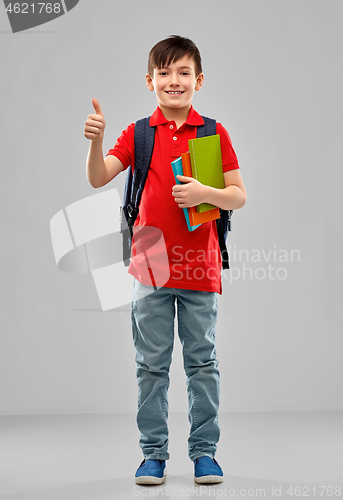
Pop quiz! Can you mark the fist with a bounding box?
[84,98,106,142]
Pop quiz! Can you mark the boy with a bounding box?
[84,35,246,485]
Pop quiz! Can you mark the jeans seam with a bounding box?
[161,345,172,420]
[190,386,197,428]
[178,299,198,430]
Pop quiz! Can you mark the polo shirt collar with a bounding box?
[149,106,204,127]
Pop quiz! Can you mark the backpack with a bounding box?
[120,116,233,270]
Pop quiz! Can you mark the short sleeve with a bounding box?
[216,122,239,172]
[106,122,135,170]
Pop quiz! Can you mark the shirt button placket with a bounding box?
[171,133,180,157]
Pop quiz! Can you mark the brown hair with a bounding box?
[147,35,202,77]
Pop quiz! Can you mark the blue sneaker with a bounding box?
[135,459,166,485]
[194,456,223,484]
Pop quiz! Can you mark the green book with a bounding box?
[188,134,225,213]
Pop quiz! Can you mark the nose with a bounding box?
[169,73,180,86]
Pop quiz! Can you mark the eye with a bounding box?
[159,72,168,76]
[181,72,190,76]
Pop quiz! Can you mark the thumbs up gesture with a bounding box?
[84,98,106,142]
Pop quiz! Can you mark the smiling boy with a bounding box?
[85,35,246,485]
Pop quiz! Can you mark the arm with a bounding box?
[85,98,125,188]
[173,169,247,210]
[86,142,125,188]
[204,169,246,209]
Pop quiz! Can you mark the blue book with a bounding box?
[171,157,201,232]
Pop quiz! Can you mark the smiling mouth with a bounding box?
[166,91,184,95]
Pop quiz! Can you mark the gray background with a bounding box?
[1,0,342,415]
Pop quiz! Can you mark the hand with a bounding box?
[172,175,207,208]
[84,98,106,142]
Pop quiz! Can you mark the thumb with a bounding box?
[92,98,103,116]
[177,175,192,182]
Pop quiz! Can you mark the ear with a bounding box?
[195,73,204,91]
[146,74,154,91]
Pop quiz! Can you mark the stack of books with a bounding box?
[171,134,224,232]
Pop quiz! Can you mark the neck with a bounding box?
[159,104,191,129]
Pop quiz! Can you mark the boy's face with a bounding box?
[146,55,204,112]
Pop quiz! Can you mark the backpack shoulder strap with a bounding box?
[121,117,155,266]
[131,117,155,210]
[197,116,217,138]
[123,117,155,223]
[134,117,155,172]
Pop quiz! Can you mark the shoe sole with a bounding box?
[194,475,223,484]
[135,470,166,485]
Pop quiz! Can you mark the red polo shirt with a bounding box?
[107,106,239,293]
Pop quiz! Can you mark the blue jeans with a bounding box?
[131,279,220,461]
